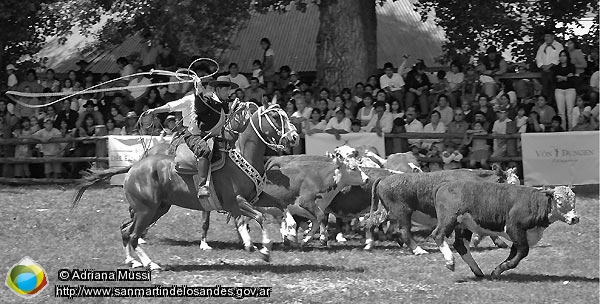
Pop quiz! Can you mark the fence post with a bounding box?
[95,127,108,169]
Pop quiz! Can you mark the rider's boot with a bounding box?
[196,157,211,198]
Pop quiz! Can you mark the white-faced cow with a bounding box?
[431,182,578,278]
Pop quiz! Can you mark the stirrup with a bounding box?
[197,185,210,197]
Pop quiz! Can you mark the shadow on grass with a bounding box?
[163,263,365,274]
[462,273,600,283]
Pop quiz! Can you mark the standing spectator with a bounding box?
[304,90,316,108]
[446,61,465,108]
[491,109,511,160]
[363,101,393,136]
[332,95,353,119]
[564,38,587,79]
[56,99,79,131]
[404,106,424,148]
[571,95,591,130]
[140,35,162,70]
[245,77,266,104]
[379,59,407,110]
[445,108,469,151]
[74,60,89,84]
[465,121,490,169]
[325,108,351,140]
[251,59,264,84]
[536,29,564,105]
[6,64,18,90]
[41,69,61,92]
[584,47,599,77]
[12,118,33,178]
[405,61,431,115]
[477,46,507,98]
[552,50,577,129]
[33,118,63,178]
[422,110,446,151]
[340,88,356,116]
[433,94,454,126]
[546,116,565,132]
[0,99,18,128]
[260,38,276,83]
[227,63,250,91]
[531,95,556,128]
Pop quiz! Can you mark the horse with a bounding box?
[70,103,299,270]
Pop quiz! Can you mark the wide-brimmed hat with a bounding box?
[6,64,17,71]
[165,115,176,122]
[76,59,90,66]
[208,76,239,89]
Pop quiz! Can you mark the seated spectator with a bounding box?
[465,121,490,169]
[233,89,245,102]
[461,100,474,124]
[422,110,446,151]
[445,108,469,151]
[374,89,389,112]
[353,82,365,105]
[441,141,463,170]
[430,70,448,107]
[251,59,264,84]
[29,116,41,133]
[62,78,74,94]
[325,108,351,140]
[367,75,380,93]
[112,94,131,117]
[433,94,454,125]
[351,119,362,133]
[363,101,393,136]
[590,70,599,103]
[105,118,122,135]
[525,111,545,132]
[476,95,497,125]
[305,108,326,135]
[304,90,315,108]
[108,105,125,128]
[491,109,511,159]
[41,69,61,92]
[446,61,465,108]
[67,70,83,91]
[245,77,266,103]
[227,63,250,91]
[278,65,292,90]
[379,61,406,110]
[405,61,432,115]
[34,118,63,178]
[156,43,176,71]
[6,64,18,90]
[14,86,40,119]
[18,69,44,93]
[284,100,296,119]
[546,115,565,132]
[315,98,329,121]
[12,118,33,178]
[291,97,312,131]
[390,100,404,120]
[55,99,78,130]
[477,46,507,98]
[333,95,353,119]
[341,88,357,116]
[289,71,301,90]
[161,115,178,136]
[572,110,597,131]
[364,84,375,97]
[404,106,424,148]
[76,100,104,128]
[462,65,480,103]
[117,57,136,82]
[515,105,528,133]
[0,99,19,128]
[138,115,162,136]
[530,95,556,128]
[122,111,140,135]
[357,94,375,127]
[426,145,442,172]
[571,95,591,130]
[127,68,152,102]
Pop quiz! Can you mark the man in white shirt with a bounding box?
[127,68,152,101]
[325,109,351,140]
[227,63,250,94]
[535,30,564,104]
[404,106,424,148]
[380,59,407,110]
[433,94,454,126]
[364,101,394,136]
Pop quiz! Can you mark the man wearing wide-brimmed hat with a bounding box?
[144,75,238,198]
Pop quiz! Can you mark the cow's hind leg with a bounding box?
[199,211,212,250]
[491,227,529,278]
[454,228,484,277]
[397,210,428,255]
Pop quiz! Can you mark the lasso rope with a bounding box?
[4,58,220,109]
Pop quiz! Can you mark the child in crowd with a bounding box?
[515,105,528,133]
[351,119,362,133]
[465,121,490,169]
[491,109,512,162]
[34,118,63,178]
[426,145,442,172]
[441,141,463,170]
[546,116,565,132]
[571,95,591,130]
[252,60,264,84]
[12,117,33,178]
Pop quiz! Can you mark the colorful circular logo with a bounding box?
[5,256,48,298]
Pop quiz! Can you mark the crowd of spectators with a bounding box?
[0,31,598,178]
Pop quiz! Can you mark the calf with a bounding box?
[432,182,578,278]
[364,170,506,255]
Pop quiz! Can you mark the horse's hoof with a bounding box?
[490,270,502,280]
[244,245,257,252]
[335,233,347,243]
[413,247,428,255]
[149,262,162,271]
[259,248,271,262]
[138,238,147,244]
[445,262,455,272]
[199,242,213,251]
[363,244,373,251]
[493,239,509,248]
[130,260,144,269]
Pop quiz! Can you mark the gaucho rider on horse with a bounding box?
[144,75,238,199]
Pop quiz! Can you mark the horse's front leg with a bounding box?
[199,211,212,250]
[236,195,271,262]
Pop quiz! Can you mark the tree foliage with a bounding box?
[414,0,599,65]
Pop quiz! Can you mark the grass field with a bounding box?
[0,183,598,304]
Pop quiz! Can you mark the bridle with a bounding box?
[249,104,296,151]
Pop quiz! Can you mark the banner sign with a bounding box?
[107,135,172,185]
[304,133,386,157]
[521,131,599,186]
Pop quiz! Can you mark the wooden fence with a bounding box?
[0,133,523,184]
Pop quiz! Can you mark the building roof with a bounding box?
[41,0,445,74]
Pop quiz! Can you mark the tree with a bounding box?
[414,0,599,65]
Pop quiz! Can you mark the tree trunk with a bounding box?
[316,0,377,93]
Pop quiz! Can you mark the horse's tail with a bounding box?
[70,166,132,211]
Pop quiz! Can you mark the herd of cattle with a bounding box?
[229,145,579,278]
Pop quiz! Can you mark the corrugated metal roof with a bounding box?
[42,0,445,74]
